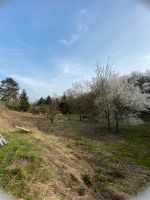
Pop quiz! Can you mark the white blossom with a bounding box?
[95,73,150,128]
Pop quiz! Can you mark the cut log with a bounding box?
[0,135,8,146]
[15,126,30,133]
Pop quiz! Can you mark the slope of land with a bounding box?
[0,107,149,200]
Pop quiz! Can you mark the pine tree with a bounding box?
[59,95,70,114]
[45,95,52,105]
[19,89,30,112]
[37,97,46,105]
[0,77,19,106]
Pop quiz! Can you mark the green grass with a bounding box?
[0,132,57,200]
[0,111,149,200]
[114,121,150,167]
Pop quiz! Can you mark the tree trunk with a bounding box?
[107,117,111,132]
[79,114,82,121]
[50,118,54,124]
[107,111,111,132]
[115,115,119,133]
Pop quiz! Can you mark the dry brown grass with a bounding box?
[0,106,149,200]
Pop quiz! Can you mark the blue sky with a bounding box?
[0,0,150,101]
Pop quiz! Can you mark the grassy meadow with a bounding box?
[0,108,149,200]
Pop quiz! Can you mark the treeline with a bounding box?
[30,94,72,123]
[60,63,150,132]
[30,63,150,131]
[31,95,72,114]
[0,63,150,131]
[0,77,30,111]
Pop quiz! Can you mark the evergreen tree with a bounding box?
[37,97,46,105]
[59,101,70,114]
[59,95,71,114]
[45,95,52,105]
[0,77,19,106]
[19,89,30,112]
[62,94,67,101]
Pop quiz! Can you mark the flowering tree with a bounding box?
[95,73,150,132]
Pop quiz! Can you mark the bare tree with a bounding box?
[45,99,57,124]
[72,81,87,121]
[92,61,114,131]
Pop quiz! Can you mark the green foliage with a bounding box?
[37,97,46,105]
[59,100,70,114]
[86,141,103,153]
[0,132,57,199]
[0,77,19,108]
[95,173,107,182]
[37,96,52,106]
[113,122,150,167]
[82,173,92,185]
[45,95,52,105]
[19,89,30,112]
[0,111,149,199]
[29,104,45,115]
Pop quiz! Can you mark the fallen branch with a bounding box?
[0,135,8,146]
[15,126,30,133]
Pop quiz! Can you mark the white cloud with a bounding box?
[11,74,54,99]
[77,8,89,32]
[131,53,150,70]
[61,63,80,75]
[6,56,94,101]
[10,69,83,100]
[54,57,85,76]
[60,34,79,46]
[62,65,72,74]
[56,57,94,80]
[59,8,89,46]
[79,9,88,16]
[139,53,150,62]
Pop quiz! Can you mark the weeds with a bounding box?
[82,173,92,185]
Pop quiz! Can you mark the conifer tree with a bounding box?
[0,77,19,106]
[19,89,30,112]
[45,95,52,105]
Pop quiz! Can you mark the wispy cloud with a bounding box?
[59,8,89,46]
[61,63,81,75]
[60,34,80,46]
[11,70,85,100]
[16,39,35,50]
[139,53,150,62]
[77,9,89,32]
[11,74,53,99]
[55,57,94,80]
